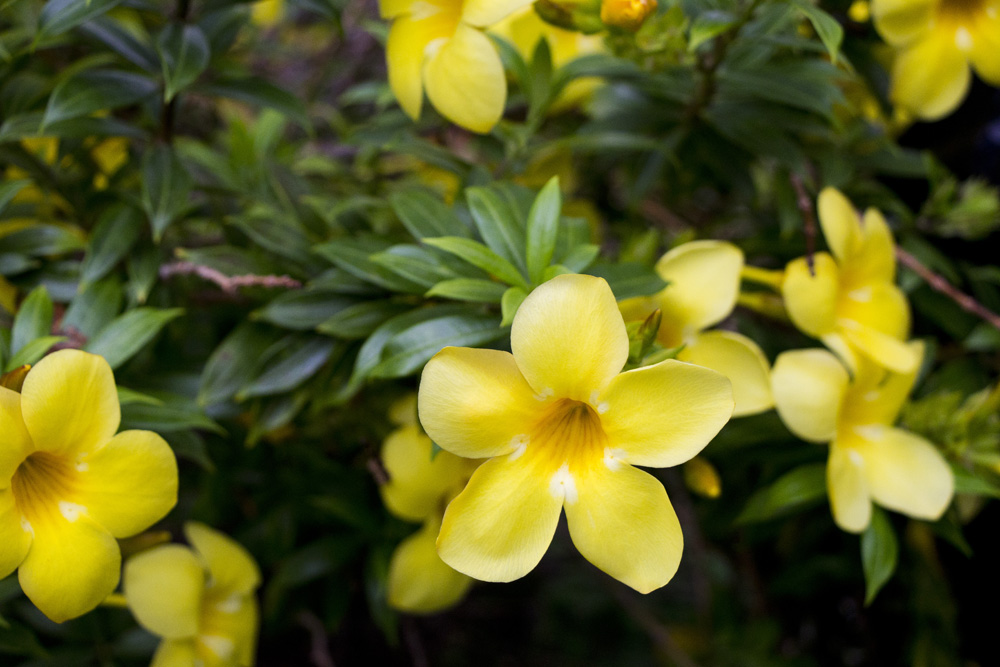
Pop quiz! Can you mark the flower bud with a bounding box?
[683,456,722,499]
[600,0,657,31]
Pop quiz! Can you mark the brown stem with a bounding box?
[789,173,817,275]
[159,261,302,293]
[297,611,337,667]
[604,582,702,667]
[895,247,1000,331]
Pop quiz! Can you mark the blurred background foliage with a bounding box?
[1,0,999,664]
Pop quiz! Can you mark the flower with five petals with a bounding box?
[771,343,953,532]
[0,349,178,622]
[418,273,734,593]
[124,522,261,667]
[381,0,533,133]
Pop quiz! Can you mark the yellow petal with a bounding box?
[511,274,628,401]
[828,441,872,533]
[678,330,774,417]
[419,347,540,459]
[124,544,204,639]
[771,349,849,443]
[839,322,918,374]
[0,386,33,486]
[782,253,839,338]
[386,14,456,120]
[380,0,413,19]
[654,241,744,336]
[0,489,31,578]
[871,0,935,45]
[853,426,954,521]
[461,0,533,27]
[841,341,924,425]
[185,522,261,597]
[388,518,473,613]
[890,33,971,120]
[424,23,506,133]
[19,350,120,456]
[380,424,471,522]
[437,454,563,582]
[18,514,120,623]
[968,9,1000,84]
[564,462,682,594]
[817,188,860,266]
[76,430,178,538]
[151,639,198,667]
[842,208,896,286]
[838,282,910,341]
[600,359,733,468]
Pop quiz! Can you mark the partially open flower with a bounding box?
[771,343,953,532]
[0,349,178,623]
[125,522,261,667]
[600,0,657,31]
[419,273,733,593]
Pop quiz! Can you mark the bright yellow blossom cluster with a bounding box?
[0,350,178,622]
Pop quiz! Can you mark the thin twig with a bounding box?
[896,247,1000,331]
[297,611,337,667]
[604,582,702,667]
[789,173,816,275]
[401,617,429,667]
[159,261,302,293]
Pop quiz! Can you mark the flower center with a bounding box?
[936,0,987,26]
[11,451,82,529]
[519,398,608,471]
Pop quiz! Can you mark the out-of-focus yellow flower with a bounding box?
[600,0,657,31]
[771,343,953,533]
[490,7,606,111]
[251,0,284,26]
[418,273,733,593]
[0,349,178,623]
[619,241,774,417]
[380,0,533,133]
[683,456,721,498]
[380,398,479,613]
[0,276,16,314]
[848,0,871,22]
[781,188,918,374]
[125,522,260,667]
[872,0,1000,120]
[89,137,130,190]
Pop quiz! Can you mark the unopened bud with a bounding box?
[0,365,31,392]
[600,0,657,31]
[683,456,721,499]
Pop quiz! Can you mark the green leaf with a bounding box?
[141,144,193,240]
[861,507,898,605]
[62,277,123,339]
[0,180,29,216]
[423,237,529,290]
[84,307,183,369]
[588,262,668,300]
[465,187,527,273]
[197,76,310,130]
[737,463,827,523]
[121,401,224,435]
[370,311,503,379]
[688,10,738,52]
[80,204,143,285]
[199,323,283,406]
[314,237,427,294]
[560,244,600,273]
[239,337,336,399]
[252,291,354,330]
[10,286,53,356]
[950,465,1000,499]
[156,24,211,101]
[370,245,457,288]
[390,189,470,239]
[0,224,85,256]
[4,336,65,373]
[316,301,410,340]
[43,69,157,129]
[426,278,507,303]
[500,286,528,327]
[76,16,159,72]
[37,0,123,41]
[791,0,844,64]
[526,177,561,284]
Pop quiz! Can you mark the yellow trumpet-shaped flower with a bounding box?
[0,349,178,623]
[124,522,261,667]
[619,241,774,417]
[771,343,954,533]
[872,0,1000,120]
[380,0,534,133]
[418,273,734,593]
[782,188,918,374]
[380,396,479,613]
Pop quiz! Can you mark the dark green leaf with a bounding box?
[43,69,157,128]
[500,286,528,327]
[121,401,224,434]
[737,463,827,523]
[252,291,354,330]
[200,323,284,406]
[791,0,844,64]
[62,277,123,339]
[157,24,211,101]
[4,336,65,373]
[688,10,738,51]
[0,179,29,216]
[526,177,561,284]
[465,186,527,273]
[37,0,123,41]
[861,507,898,605]
[370,311,504,378]
[314,237,427,294]
[80,204,143,285]
[588,262,668,300]
[423,237,529,290]
[239,338,336,399]
[317,301,410,340]
[197,77,310,130]
[10,285,53,356]
[141,144,193,240]
[84,307,183,369]
[390,189,470,239]
[426,278,507,303]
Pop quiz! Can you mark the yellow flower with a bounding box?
[489,7,606,111]
[0,349,178,623]
[771,343,954,533]
[124,522,261,667]
[380,396,479,613]
[872,0,1000,120]
[251,0,284,26]
[781,188,918,374]
[418,273,734,593]
[619,241,774,417]
[380,0,533,133]
[600,0,657,31]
